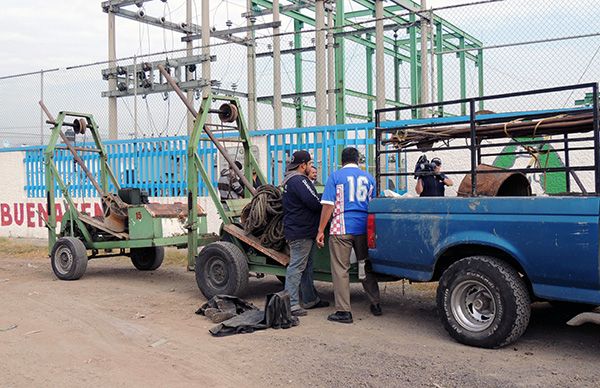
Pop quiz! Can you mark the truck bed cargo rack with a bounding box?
[374,83,600,196]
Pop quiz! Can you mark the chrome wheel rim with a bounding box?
[450,279,496,332]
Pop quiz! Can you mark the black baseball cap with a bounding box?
[287,150,312,171]
[431,157,442,166]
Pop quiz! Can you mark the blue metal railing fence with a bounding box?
[9,123,407,198]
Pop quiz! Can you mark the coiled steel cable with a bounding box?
[241,185,286,251]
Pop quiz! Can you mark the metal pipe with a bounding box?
[133,55,138,138]
[315,0,327,126]
[375,0,385,117]
[420,0,429,118]
[39,101,105,196]
[327,9,335,126]
[201,0,211,99]
[157,64,256,195]
[429,10,435,112]
[246,0,257,131]
[40,70,44,145]
[273,0,282,129]
[186,0,195,134]
[108,7,118,139]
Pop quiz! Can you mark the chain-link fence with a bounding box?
[1,0,599,146]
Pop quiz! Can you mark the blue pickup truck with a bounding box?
[368,197,599,348]
[369,84,600,348]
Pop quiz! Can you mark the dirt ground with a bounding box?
[1,238,599,387]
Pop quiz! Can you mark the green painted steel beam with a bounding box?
[477,49,484,110]
[294,19,304,127]
[394,35,479,62]
[394,34,401,120]
[366,34,374,122]
[346,89,408,107]
[252,0,410,62]
[459,36,467,115]
[358,0,482,46]
[409,12,418,118]
[335,0,346,125]
[346,0,480,61]
[436,21,444,116]
[256,100,370,121]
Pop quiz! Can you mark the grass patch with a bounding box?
[0,237,48,259]
[163,247,189,267]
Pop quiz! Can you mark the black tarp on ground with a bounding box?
[196,291,299,337]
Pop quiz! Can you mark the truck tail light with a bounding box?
[367,214,376,249]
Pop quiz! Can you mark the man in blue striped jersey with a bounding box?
[316,147,381,324]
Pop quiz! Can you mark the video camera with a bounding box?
[414,155,444,180]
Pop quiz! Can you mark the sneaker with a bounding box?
[370,303,383,316]
[327,311,353,324]
[291,307,307,317]
[306,300,330,309]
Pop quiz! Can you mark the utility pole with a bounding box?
[420,0,430,118]
[375,0,385,118]
[108,5,118,139]
[246,0,257,131]
[201,0,211,99]
[186,0,194,134]
[315,0,327,126]
[326,7,335,126]
[272,0,282,129]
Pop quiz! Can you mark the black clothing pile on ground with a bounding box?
[196,291,299,337]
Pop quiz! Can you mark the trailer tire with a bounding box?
[195,241,249,299]
[51,237,88,280]
[130,246,164,271]
[436,255,531,349]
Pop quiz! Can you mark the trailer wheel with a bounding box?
[195,241,249,299]
[130,247,164,271]
[436,255,531,349]
[51,237,88,280]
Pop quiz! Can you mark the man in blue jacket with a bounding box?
[282,150,329,316]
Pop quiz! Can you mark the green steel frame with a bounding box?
[44,110,218,266]
[252,0,484,123]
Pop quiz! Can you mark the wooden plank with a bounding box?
[144,203,206,218]
[222,224,289,266]
[79,213,129,239]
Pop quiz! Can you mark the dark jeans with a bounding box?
[284,239,321,310]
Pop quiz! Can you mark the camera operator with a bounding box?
[415,157,453,197]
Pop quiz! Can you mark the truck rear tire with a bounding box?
[130,246,164,271]
[51,237,88,280]
[436,255,530,348]
[195,241,249,299]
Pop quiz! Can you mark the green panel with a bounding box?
[128,207,162,240]
[493,140,567,194]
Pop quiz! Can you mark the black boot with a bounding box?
[327,311,353,324]
[370,303,382,316]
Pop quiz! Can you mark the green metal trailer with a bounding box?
[43,68,367,297]
[159,65,372,299]
[41,102,218,280]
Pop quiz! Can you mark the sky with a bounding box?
[1,0,599,145]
